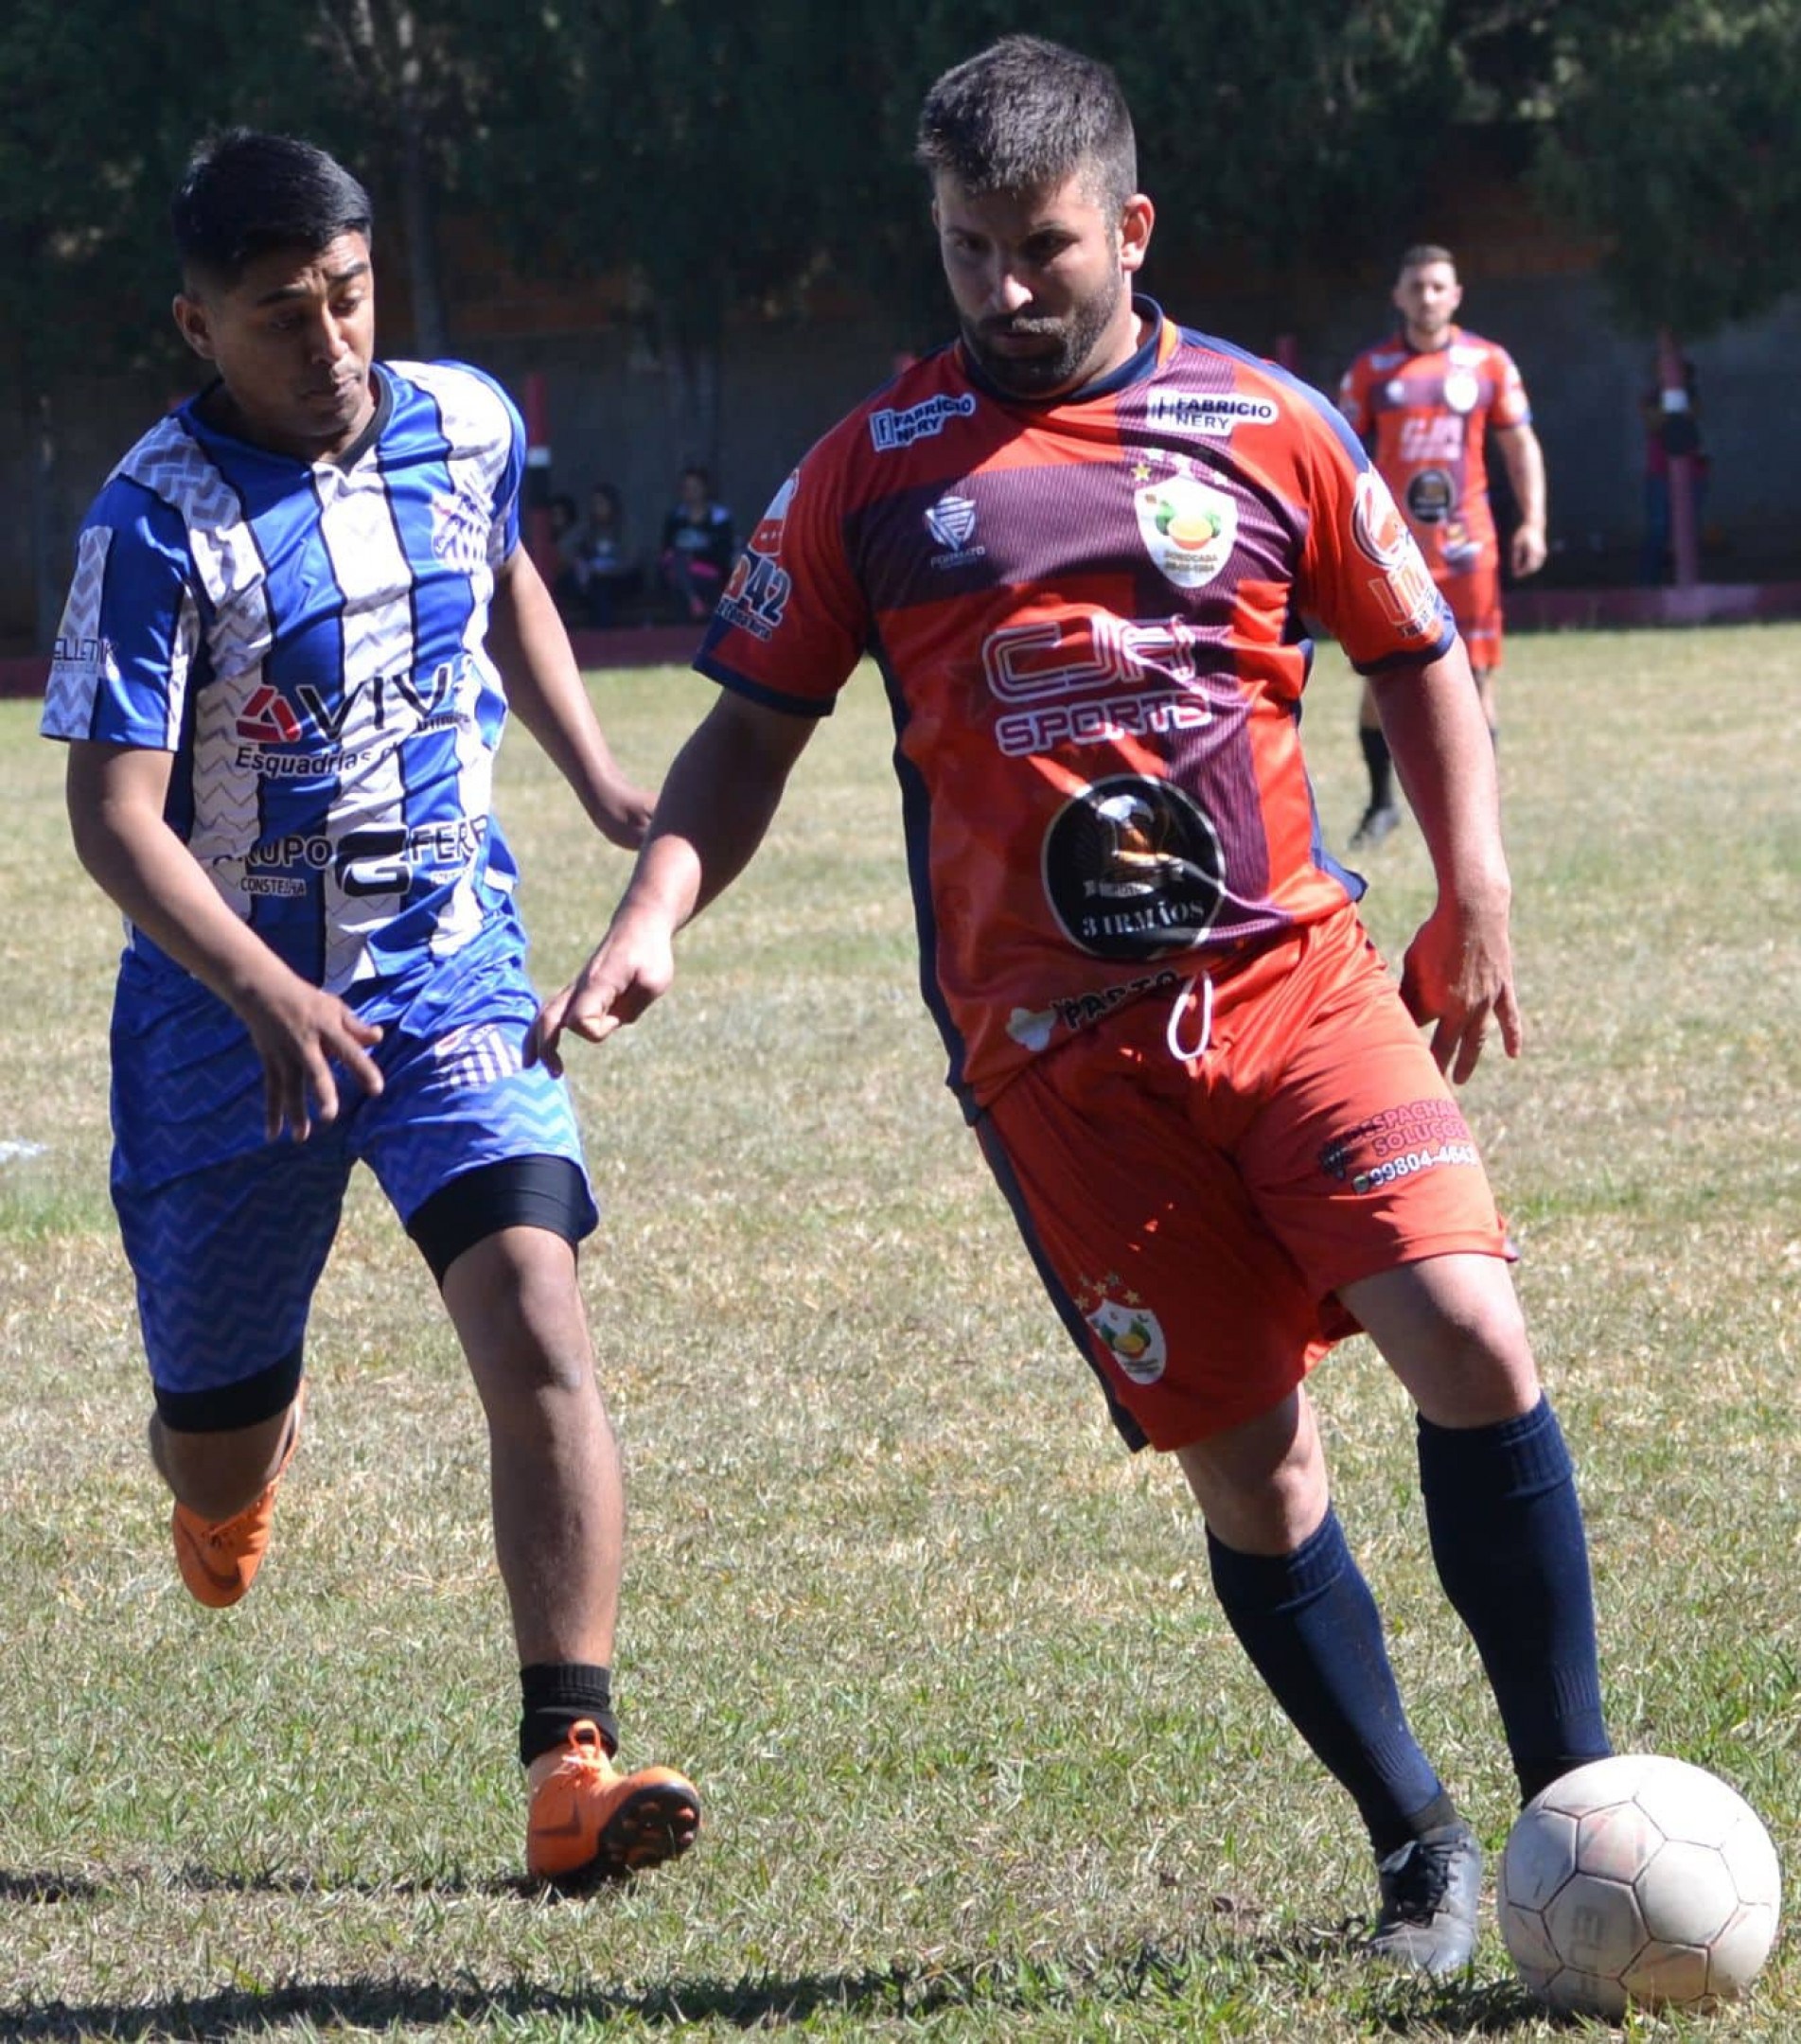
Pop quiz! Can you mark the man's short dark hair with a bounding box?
[172,130,374,288]
[916,35,1137,215]
[1399,243,1457,274]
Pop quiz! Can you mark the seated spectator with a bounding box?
[658,466,735,622]
[546,491,585,625]
[570,483,644,628]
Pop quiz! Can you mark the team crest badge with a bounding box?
[1134,467,1236,590]
[1441,366,1479,414]
[1075,1273,1168,1384]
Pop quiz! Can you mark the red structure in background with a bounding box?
[522,370,556,588]
[1655,328,1701,590]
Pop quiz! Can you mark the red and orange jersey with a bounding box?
[1336,328,1530,582]
[697,303,1454,1110]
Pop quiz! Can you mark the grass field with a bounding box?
[0,624,1796,2040]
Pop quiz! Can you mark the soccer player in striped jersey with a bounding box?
[533,37,1616,1974]
[1337,247,1547,849]
[42,131,697,1888]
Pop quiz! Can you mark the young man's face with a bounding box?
[173,231,378,462]
[933,167,1153,398]
[1392,259,1462,345]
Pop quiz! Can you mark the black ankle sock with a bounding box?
[1417,1400,1611,1804]
[1359,726,1393,809]
[520,1662,617,1768]
[1207,1510,1447,1858]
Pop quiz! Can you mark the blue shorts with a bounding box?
[110,919,597,1407]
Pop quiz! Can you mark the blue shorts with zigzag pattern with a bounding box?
[109,920,596,1399]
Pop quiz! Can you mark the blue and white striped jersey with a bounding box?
[43,360,528,1016]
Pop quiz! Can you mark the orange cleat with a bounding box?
[525,1718,700,1886]
[169,1389,304,1609]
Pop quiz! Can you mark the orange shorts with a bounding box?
[975,904,1509,1452]
[1437,557,1503,670]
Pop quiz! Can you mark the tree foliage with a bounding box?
[1534,0,1801,335]
[0,0,1793,397]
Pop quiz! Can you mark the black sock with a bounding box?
[1417,1400,1611,1803]
[1359,726,1393,810]
[520,1662,617,1768]
[1208,1511,1449,1857]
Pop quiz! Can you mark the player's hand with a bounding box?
[1398,897,1524,1084]
[1510,522,1547,578]
[593,776,657,852]
[239,975,385,1142]
[527,909,677,1076]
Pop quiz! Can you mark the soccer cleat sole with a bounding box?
[533,1777,702,1890]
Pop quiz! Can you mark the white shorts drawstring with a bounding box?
[1165,972,1214,1065]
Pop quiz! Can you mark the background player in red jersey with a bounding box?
[1338,246,1547,849]
[532,37,1611,1977]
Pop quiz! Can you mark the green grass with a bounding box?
[0,624,1796,2038]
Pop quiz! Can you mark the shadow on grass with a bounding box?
[0,1947,1548,2039]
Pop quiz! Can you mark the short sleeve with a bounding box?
[1490,344,1531,431]
[483,379,525,564]
[40,484,201,749]
[1337,357,1372,437]
[1297,408,1456,674]
[694,441,870,714]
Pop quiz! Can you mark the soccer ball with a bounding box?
[1498,1753,1781,2018]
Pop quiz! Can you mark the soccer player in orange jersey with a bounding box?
[533,37,1610,1975]
[1338,246,1547,849]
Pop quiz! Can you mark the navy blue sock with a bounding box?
[1207,1510,1450,1857]
[1359,726,1394,809]
[1417,1399,1611,1803]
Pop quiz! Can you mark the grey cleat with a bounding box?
[1365,1820,1483,1976]
[1348,802,1402,853]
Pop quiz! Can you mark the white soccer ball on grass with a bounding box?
[1497,1753,1781,2018]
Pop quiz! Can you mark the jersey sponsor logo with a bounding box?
[718,550,792,643]
[1317,1098,1478,1194]
[982,612,1214,758]
[236,658,467,755]
[1006,965,1184,1052]
[50,632,119,684]
[1404,468,1457,526]
[748,470,799,555]
[236,683,304,744]
[1133,466,1237,590]
[924,492,986,568]
[245,816,487,880]
[868,391,977,451]
[430,485,492,571]
[1042,775,1225,958]
[1351,469,1415,566]
[1146,392,1278,435]
[1399,414,1465,462]
[1074,1273,1168,1385]
[719,469,800,641]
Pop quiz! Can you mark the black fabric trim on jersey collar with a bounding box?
[187,362,392,469]
[958,294,1164,407]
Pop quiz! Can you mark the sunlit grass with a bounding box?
[0,624,1795,2037]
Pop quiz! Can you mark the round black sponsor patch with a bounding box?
[1043,775,1225,958]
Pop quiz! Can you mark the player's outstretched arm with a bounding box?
[528,690,816,1075]
[487,544,656,849]
[1367,648,1523,1084]
[64,740,384,1141]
